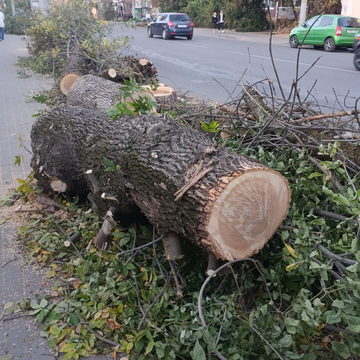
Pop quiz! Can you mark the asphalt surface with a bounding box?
[113,25,360,108]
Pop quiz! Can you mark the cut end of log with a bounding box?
[142,84,177,104]
[60,73,80,95]
[206,169,290,261]
[50,179,68,193]
[107,68,117,79]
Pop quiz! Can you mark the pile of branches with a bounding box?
[165,77,360,175]
[20,0,157,85]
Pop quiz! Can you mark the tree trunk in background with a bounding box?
[31,105,290,261]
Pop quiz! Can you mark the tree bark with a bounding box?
[31,105,290,261]
[66,74,156,112]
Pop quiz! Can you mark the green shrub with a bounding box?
[4,0,32,35]
[23,0,129,78]
[163,0,268,31]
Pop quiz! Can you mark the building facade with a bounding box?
[342,0,360,17]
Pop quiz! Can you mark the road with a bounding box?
[113,24,359,108]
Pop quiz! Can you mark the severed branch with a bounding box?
[169,260,183,298]
[317,245,357,266]
[116,235,164,257]
[293,109,358,124]
[162,232,184,260]
[93,207,119,249]
[137,275,170,330]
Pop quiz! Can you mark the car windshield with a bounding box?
[338,17,360,28]
[169,14,189,22]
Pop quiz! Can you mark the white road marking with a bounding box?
[229,50,358,74]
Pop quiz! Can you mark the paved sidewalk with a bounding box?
[0,36,108,360]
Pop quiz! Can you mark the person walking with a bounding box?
[217,9,225,33]
[211,12,218,33]
[0,8,4,41]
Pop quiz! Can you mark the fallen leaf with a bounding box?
[108,318,121,330]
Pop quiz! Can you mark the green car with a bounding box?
[289,15,360,52]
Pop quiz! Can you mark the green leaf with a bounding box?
[278,334,293,348]
[36,308,49,323]
[14,155,23,166]
[190,340,206,360]
[39,298,48,308]
[332,300,345,309]
[285,262,302,272]
[106,277,116,288]
[49,325,61,336]
[30,299,40,309]
[325,311,341,324]
[332,342,350,359]
[284,243,298,258]
[68,313,80,326]
[308,172,322,179]
[347,315,360,333]
[59,343,76,353]
[145,341,155,355]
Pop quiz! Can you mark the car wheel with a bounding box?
[354,49,360,71]
[324,37,336,52]
[162,29,169,40]
[147,27,153,38]
[289,35,299,48]
[148,26,154,37]
[187,35,193,40]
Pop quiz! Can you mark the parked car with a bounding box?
[354,33,360,70]
[289,15,360,51]
[147,13,193,40]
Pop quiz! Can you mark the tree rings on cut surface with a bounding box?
[205,169,290,261]
[60,73,80,95]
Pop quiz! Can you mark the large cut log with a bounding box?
[66,74,156,112]
[30,105,291,261]
[65,74,175,110]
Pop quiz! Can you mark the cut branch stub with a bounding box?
[31,105,291,261]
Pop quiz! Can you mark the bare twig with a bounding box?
[116,235,164,257]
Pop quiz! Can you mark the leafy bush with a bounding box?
[163,0,269,31]
[227,0,269,32]
[22,0,129,78]
[4,0,32,35]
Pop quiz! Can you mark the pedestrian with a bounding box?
[217,9,225,33]
[211,11,218,33]
[0,8,4,41]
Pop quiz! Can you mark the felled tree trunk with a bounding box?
[66,74,156,112]
[65,74,176,112]
[31,105,290,261]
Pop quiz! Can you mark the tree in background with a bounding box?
[4,0,32,34]
[159,0,188,12]
[173,0,269,31]
[225,0,268,32]
[307,0,341,17]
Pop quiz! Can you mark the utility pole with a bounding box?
[10,0,15,16]
[299,0,307,25]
